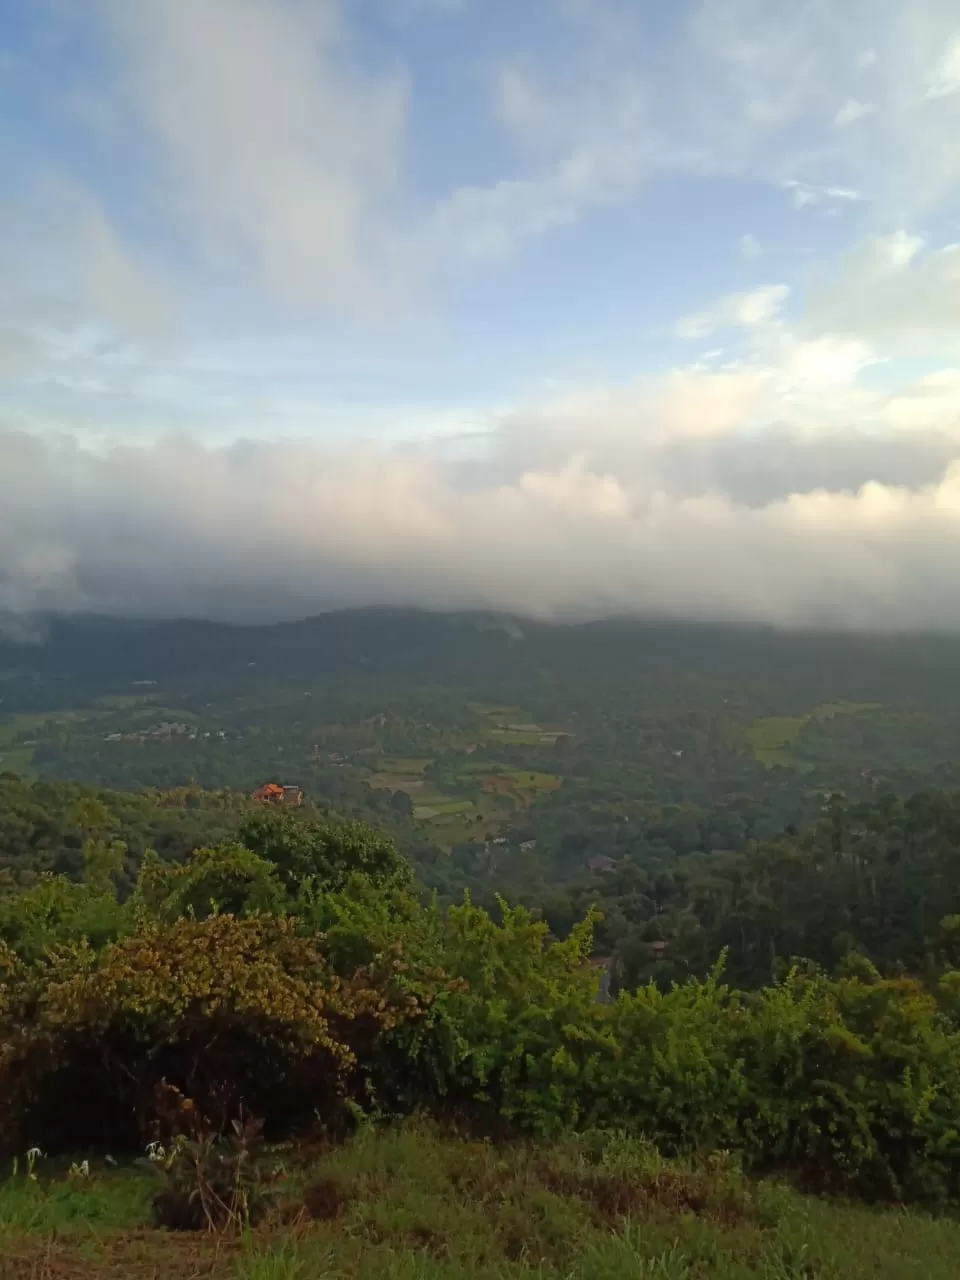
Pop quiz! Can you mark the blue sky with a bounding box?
[3,0,960,625]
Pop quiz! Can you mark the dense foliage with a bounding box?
[3,786,960,1209]
[528,789,960,991]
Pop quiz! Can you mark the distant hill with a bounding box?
[5,608,960,707]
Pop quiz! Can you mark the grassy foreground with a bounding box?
[1,1125,959,1279]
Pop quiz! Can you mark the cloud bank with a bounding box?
[5,343,960,630]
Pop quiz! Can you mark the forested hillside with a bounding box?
[7,611,960,887]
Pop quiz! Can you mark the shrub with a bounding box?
[149,1114,272,1233]
[0,913,424,1151]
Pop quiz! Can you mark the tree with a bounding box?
[135,843,287,922]
[238,809,411,895]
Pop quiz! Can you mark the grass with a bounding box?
[1,1125,958,1279]
[0,1168,153,1234]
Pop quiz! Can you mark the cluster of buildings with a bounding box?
[104,722,227,744]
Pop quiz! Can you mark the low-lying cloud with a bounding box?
[4,390,960,630]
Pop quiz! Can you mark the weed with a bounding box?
[150,1115,273,1233]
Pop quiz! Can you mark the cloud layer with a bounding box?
[5,341,960,630]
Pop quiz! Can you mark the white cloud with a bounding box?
[782,180,864,210]
[676,285,789,339]
[6,408,960,629]
[476,1,960,252]
[430,176,581,262]
[833,98,874,126]
[436,54,655,261]
[95,0,409,310]
[805,233,960,350]
[15,0,960,305]
[925,36,960,98]
[776,335,877,388]
[0,178,175,385]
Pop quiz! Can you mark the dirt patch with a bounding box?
[0,1231,237,1280]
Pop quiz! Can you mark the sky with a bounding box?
[3,0,960,628]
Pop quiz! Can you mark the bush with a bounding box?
[0,912,424,1151]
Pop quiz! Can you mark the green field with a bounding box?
[748,702,883,767]
[814,700,882,720]
[471,705,566,748]
[367,774,428,794]
[377,757,432,775]
[746,716,807,766]
[426,798,474,815]
[501,770,561,790]
[0,711,84,778]
[0,711,80,744]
